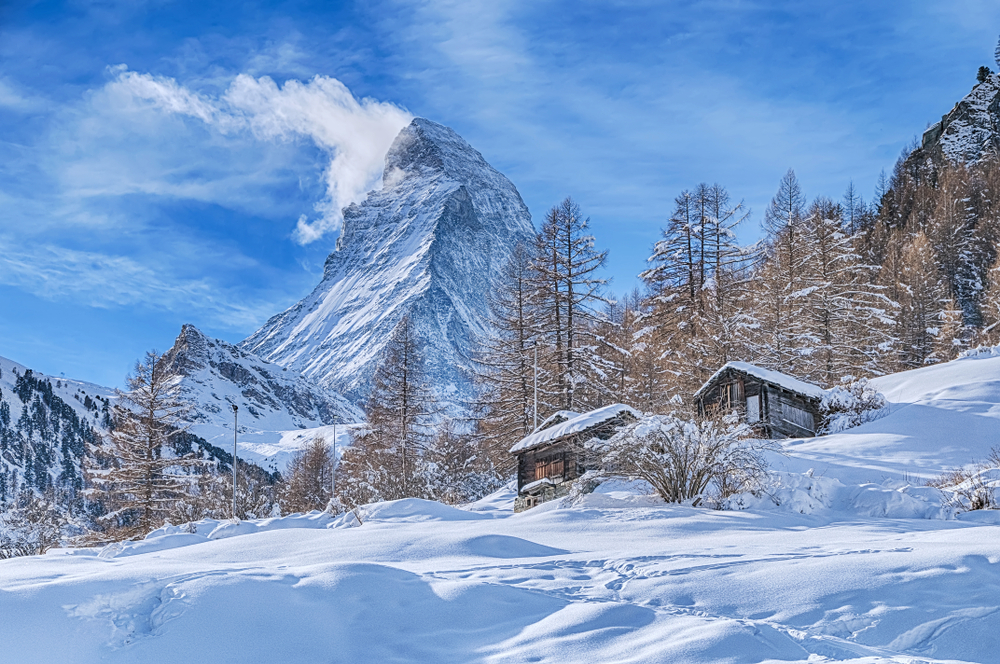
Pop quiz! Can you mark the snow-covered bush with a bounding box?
[927,448,1000,512]
[818,377,887,434]
[0,493,67,558]
[959,344,1000,360]
[593,412,774,506]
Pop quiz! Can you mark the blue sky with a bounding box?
[2,0,1000,387]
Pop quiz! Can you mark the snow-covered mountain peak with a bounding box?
[243,118,535,408]
[162,324,361,439]
[383,118,491,182]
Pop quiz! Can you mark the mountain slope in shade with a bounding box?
[161,325,363,461]
[240,118,535,407]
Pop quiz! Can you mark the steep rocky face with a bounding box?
[162,324,362,433]
[240,118,535,407]
[910,73,1000,167]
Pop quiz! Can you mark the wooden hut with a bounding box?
[509,404,640,512]
[694,362,824,439]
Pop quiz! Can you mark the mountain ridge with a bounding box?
[162,324,362,436]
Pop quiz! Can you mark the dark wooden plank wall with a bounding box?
[765,388,818,438]
[697,368,821,438]
[514,416,634,492]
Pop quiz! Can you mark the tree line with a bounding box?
[11,141,1000,546]
[472,153,1000,471]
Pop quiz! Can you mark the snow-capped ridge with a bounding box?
[162,324,361,433]
[0,355,111,508]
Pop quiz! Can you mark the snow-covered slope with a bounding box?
[0,355,112,504]
[776,349,1000,484]
[3,493,999,663]
[236,422,362,474]
[241,118,535,408]
[911,72,1000,166]
[160,325,363,470]
[0,355,115,426]
[8,348,1000,661]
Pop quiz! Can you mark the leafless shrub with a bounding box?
[594,411,775,506]
[927,447,1000,511]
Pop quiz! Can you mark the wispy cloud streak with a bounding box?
[0,237,281,330]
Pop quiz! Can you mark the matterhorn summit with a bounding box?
[241,118,536,407]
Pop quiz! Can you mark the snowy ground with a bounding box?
[3,354,1000,663]
[776,351,1000,486]
[1,490,997,663]
[193,422,364,474]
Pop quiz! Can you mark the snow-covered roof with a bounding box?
[509,404,642,454]
[520,477,555,493]
[531,410,581,434]
[694,362,825,401]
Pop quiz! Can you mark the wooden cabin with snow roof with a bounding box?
[509,404,640,512]
[694,362,824,439]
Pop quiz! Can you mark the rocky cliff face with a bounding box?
[162,324,362,434]
[910,73,1000,167]
[240,118,536,408]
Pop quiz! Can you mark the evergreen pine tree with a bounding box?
[279,438,334,514]
[755,169,808,374]
[533,197,608,411]
[472,242,543,474]
[895,233,954,367]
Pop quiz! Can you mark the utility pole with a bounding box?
[231,403,238,521]
[330,414,338,509]
[534,342,538,430]
[400,401,406,496]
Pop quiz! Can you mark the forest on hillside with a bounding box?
[469,148,1000,466]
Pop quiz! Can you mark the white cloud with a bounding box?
[107,68,413,243]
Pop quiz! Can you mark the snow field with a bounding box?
[225,422,364,473]
[1,491,998,663]
[7,347,1000,662]
[773,352,1000,486]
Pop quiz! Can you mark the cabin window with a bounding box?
[534,455,565,481]
[718,380,744,410]
[746,395,760,423]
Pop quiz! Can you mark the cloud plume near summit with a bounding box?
[109,67,413,243]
